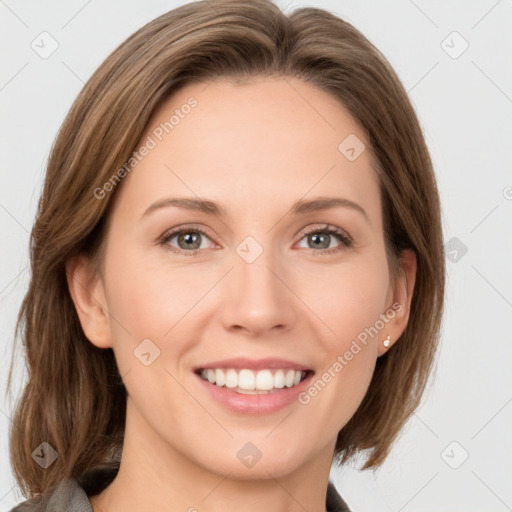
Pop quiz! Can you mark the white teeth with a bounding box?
[274,369,285,388]
[215,368,225,387]
[238,369,255,390]
[255,369,273,390]
[199,368,306,392]
[225,369,238,388]
[284,369,295,387]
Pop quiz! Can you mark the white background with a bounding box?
[1,1,511,511]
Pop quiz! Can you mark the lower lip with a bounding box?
[195,372,314,415]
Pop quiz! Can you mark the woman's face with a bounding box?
[73,76,414,480]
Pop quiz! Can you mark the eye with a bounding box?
[296,224,353,255]
[159,223,353,256]
[159,225,215,255]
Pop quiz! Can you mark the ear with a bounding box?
[65,254,113,349]
[378,249,417,356]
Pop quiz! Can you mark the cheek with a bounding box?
[297,252,390,346]
[101,243,226,399]
[294,254,388,418]
[299,330,377,442]
[101,250,206,427]
[104,243,208,338]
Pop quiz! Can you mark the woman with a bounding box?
[8,0,445,510]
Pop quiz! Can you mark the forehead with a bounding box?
[111,76,381,228]
[149,76,368,164]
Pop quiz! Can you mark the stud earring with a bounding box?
[383,335,391,348]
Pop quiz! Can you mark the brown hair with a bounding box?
[8,0,445,498]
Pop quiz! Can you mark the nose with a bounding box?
[220,243,297,337]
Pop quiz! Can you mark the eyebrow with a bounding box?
[140,196,369,223]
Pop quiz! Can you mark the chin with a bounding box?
[193,437,315,481]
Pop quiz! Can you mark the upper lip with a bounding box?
[195,357,312,372]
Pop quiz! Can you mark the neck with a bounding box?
[90,399,335,512]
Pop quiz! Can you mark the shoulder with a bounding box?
[9,464,119,512]
[9,477,92,512]
[327,480,352,512]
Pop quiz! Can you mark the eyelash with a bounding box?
[159,223,353,256]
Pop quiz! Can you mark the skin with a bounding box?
[67,76,416,512]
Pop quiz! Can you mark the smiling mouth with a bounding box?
[196,368,312,394]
